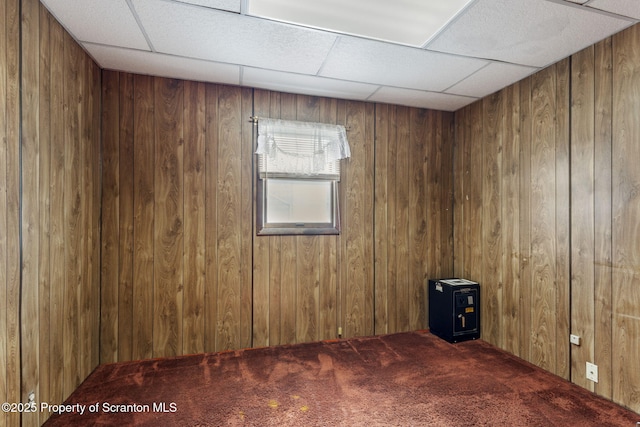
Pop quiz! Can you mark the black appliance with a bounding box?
[428,278,480,343]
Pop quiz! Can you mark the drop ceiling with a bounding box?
[41,0,639,111]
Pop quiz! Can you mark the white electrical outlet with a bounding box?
[570,334,581,346]
[586,362,598,383]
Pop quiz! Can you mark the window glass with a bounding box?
[266,179,332,224]
[257,178,339,235]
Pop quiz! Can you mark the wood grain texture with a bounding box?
[318,97,339,341]
[439,112,454,277]
[295,96,321,344]
[393,106,410,332]
[371,105,455,335]
[468,101,484,287]
[374,104,390,334]
[363,102,376,335]
[79,39,91,387]
[251,89,272,347]
[612,23,640,413]
[266,92,283,346]
[452,99,484,348]
[571,45,596,392]
[0,0,9,420]
[47,14,66,410]
[518,77,533,364]
[63,29,82,400]
[453,67,571,370]
[554,57,571,381]
[386,106,399,334]
[482,92,504,347]
[409,108,427,331]
[100,70,120,364]
[319,233,338,340]
[216,85,243,350]
[529,65,558,373]
[118,73,135,362]
[344,101,374,337]
[593,37,613,400]
[20,1,41,424]
[88,46,102,376]
[1,0,22,425]
[204,83,219,352]
[132,74,155,361]
[278,93,298,345]
[37,4,51,421]
[452,105,467,279]
[183,81,206,355]
[153,78,184,357]
[240,88,254,350]
[502,83,520,356]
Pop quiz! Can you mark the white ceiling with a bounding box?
[41,0,639,112]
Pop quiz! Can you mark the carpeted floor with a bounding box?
[44,331,639,426]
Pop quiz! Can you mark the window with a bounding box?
[254,118,350,235]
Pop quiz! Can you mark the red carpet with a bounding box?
[44,331,639,426]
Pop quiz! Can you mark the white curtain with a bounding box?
[255,118,351,178]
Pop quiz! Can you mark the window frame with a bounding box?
[256,175,341,236]
[253,117,349,237]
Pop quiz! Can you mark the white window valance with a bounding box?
[255,118,351,179]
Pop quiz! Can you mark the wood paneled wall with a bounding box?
[570,38,612,396]
[453,24,640,413]
[454,58,573,375]
[250,91,376,346]
[374,105,454,335]
[610,24,640,413]
[0,0,102,426]
[101,75,254,360]
[100,77,455,359]
[1,1,22,426]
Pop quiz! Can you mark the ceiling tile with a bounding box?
[173,0,241,13]
[319,36,487,92]
[84,43,240,85]
[242,68,379,100]
[41,0,149,50]
[447,62,539,98]
[588,0,640,19]
[369,87,476,111]
[131,0,337,74]
[427,0,633,67]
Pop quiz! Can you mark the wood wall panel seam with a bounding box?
[2,0,22,425]
[570,45,597,391]
[0,0,8,420]
[593,36,613,400]
[118,72,135,363]
[20,0,42,424]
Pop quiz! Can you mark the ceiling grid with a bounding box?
[41,0,639,111]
